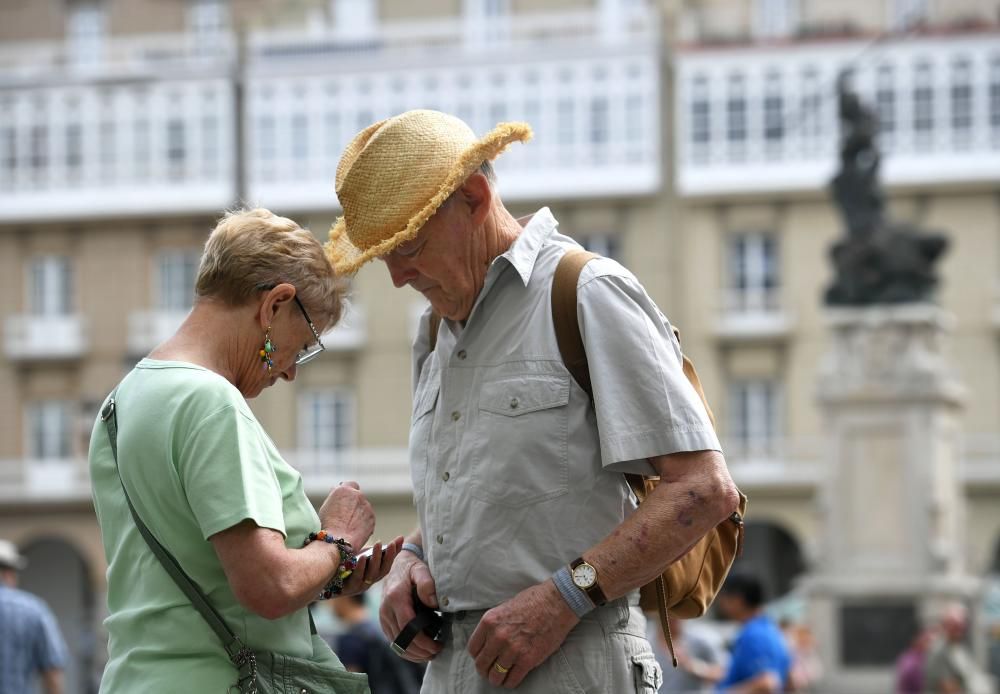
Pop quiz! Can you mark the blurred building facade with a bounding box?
[0,0,998,690]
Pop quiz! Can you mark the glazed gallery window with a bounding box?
[299,390,356,452]
[890,0,928,31]
[727,380,783,455]
[29,256,73,316]
[332,0,378,39]
[726,232,780,314]
[27,401,74,460]
[67,1,106,66]
[188,0,229,39]
[156,250,200,312]
[753,0,798,39]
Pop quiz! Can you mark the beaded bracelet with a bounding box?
[303,530,358,599]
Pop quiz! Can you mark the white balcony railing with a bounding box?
[0,32,236,82]
[716,288,794,339]
[0,447,412,503]
[676,32,1000,195]
[722,437,825,487]
[4,314,87,360]
[128,309,191,356]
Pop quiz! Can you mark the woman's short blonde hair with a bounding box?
[196,208,345,329]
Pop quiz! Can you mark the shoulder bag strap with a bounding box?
[551,250,647,499]
[100,393,249,663]
[428,310,442,353]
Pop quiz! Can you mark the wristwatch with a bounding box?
[569,557,608,606]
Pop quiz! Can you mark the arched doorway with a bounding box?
[729,520,806,602]
[20,537,97,694]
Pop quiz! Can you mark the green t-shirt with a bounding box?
[89,359,336,693]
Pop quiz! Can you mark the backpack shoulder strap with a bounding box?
[428,311,442,353]
[552,249,599,400]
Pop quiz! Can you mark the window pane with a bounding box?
[158,251,199,311]
[299,391,355,452]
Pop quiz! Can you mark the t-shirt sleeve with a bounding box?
[178,405,287,540]
[32,602,68,671]
[722,630,787,688]
[577,267,721,474]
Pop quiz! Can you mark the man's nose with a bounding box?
[384,254,418,288]
[280,363,297,383]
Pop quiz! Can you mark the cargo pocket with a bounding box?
[632,653,662,693]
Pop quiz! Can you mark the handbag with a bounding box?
[101,392,370,694]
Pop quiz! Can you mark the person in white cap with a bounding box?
[326,110,740,692]
[0,539,68,694]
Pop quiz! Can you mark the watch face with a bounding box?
[572,563,597,589]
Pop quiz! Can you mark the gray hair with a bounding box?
[195,207,346,330]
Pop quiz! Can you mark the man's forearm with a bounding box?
[579,450,738,601]
[41,668,64,694]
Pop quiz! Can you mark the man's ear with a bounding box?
[457,172,493,227]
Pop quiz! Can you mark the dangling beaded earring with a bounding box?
[260,327,277,372]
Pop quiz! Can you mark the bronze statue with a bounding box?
[825,70,947,306]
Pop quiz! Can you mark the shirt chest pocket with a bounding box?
[470,373,570,509]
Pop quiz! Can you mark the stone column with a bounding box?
[806,304,979,693]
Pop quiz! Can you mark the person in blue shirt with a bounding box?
[0,539,68,694]
[716,573,791,694]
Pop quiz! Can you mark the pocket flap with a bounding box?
[478,375,569,416]
[632,653,663,692]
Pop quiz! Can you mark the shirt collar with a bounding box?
[495,207,559,287]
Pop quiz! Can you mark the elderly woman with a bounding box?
[88,208,402,693]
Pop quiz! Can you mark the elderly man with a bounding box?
[326,110,740,692]
[0,540,67,694]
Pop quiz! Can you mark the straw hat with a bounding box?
[326,110,532,276]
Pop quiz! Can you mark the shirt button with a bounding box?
[442,471,450,481]
[509,397,519,410]
[451,411,461,421]
[457,350,467,360]
[442,597,450,607]
[436,534,444,544]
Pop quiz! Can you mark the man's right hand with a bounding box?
[379,549,444,663]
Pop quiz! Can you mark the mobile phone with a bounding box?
[357,545,387,561]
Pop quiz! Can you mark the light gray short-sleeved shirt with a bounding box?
[409,207,720,611]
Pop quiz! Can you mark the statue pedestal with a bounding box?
[805,304,980,693]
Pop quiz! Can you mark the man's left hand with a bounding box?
[467,579,579,689]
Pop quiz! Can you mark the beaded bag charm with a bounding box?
[260,327,276,372]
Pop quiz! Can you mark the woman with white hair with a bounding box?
[89,208,401,693]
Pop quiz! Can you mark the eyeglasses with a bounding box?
[258,283,326,366]
[292,295,325,366]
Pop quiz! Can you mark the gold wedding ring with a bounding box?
[493,662,510,675]
[363,579,373,585]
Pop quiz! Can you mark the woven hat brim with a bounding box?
[326,121,532,276]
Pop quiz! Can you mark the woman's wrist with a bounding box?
[303,530,357,599]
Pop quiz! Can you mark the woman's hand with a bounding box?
[339,536,405,597]
[318,481,375,550]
